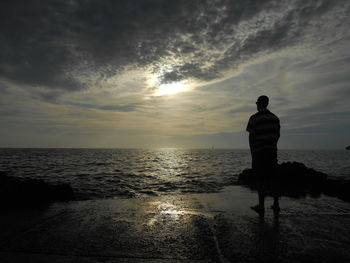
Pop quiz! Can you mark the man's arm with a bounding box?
[247,116,255,153]
[246,116,254,133]
[276,118,281,141]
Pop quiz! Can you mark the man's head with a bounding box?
[256,95,269,110]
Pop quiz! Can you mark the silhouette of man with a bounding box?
[246,95,280,216]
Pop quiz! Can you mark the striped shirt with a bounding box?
[246,109,280,153]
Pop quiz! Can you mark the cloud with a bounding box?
[1,0,349,99]
[1,0,350,148]
[227,105,255,115]
[69,102,140,112]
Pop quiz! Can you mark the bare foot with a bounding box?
[251,205,265,217]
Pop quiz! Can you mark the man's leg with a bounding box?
[251,157,265,216]
[270,150,280,214]
[258,187,266,209]
[251,186,265,216]
[272,195,280,214]
[271,174,280,214]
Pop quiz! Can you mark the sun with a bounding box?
[148,73,188,96]
[155,82,187,96]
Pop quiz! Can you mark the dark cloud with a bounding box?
[227,105,255,115]
[69,102,139,112]
[0,0,348,97]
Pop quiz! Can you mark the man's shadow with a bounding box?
[251,214,283,262]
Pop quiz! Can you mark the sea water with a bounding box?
[0,148,349,199]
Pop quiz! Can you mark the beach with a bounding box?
[2,0,350,261]
[1,185,350,262]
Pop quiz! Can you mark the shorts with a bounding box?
[252,148,278,190]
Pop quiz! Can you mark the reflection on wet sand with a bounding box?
[1,186,350,262]
[253,215,282,261]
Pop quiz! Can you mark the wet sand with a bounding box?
[1,185,350,262]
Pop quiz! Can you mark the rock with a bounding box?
[237,161,350,202]
[0,171,74,207]
[322,179,350,202]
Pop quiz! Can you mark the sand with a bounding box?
[1,185,350,262]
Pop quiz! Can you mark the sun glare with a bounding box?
[149,73,188,96]
[155,82,187,96]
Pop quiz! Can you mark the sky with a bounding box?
[0,0,349,149]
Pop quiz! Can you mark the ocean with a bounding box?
[0,148,349,200]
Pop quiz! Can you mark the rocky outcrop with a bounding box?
[322,179,350,202]
[237,162,350,202]
[0,171,74,207]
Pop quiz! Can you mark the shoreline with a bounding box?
[1,185,350,262]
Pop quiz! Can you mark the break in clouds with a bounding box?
[1,0,349,93]
[0,0,350,148]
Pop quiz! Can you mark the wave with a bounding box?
[0,148,348,200]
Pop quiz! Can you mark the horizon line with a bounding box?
[0,147,347,151]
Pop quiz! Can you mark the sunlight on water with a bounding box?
[159,203,182,215]
[0,148,348,199]
[146,197,213,226]
[146,200,186,225]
